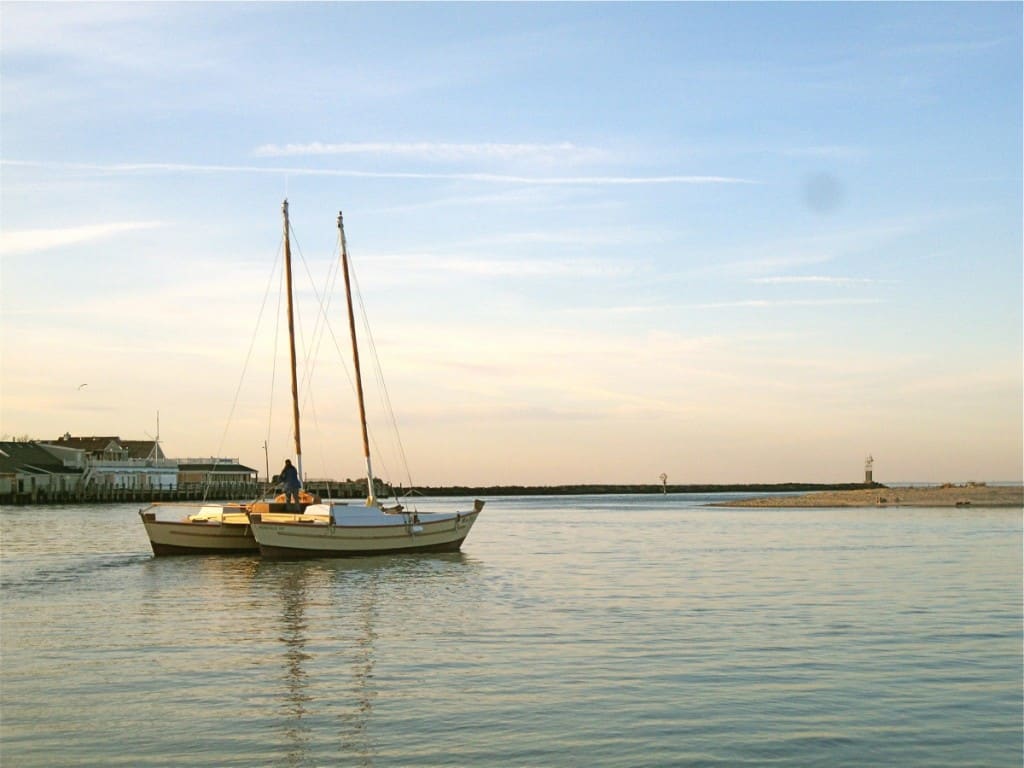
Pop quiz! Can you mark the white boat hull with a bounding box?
[139,504,258,556]
[249,500,484,560]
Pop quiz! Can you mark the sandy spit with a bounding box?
[714,484,1023,508]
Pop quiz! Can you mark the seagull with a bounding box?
[78,384,88,390]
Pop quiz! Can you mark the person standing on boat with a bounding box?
[280,459,301,507]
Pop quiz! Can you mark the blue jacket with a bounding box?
[280,463,301,489]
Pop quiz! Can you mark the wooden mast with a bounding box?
[282,200,303,482]
[338,211,376,505]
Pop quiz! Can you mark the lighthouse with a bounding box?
[864,455,874,485]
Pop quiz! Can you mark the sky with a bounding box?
[1,2,1021,487]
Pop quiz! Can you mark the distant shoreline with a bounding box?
[3,482,880,506]
[712,483,1023,508]
[406,482,883,497]
[6,482,1021,508]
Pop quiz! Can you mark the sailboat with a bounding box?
[248,210,484,560]
[138,502,259,556]
[138,200,327,555]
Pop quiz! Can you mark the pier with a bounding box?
[0,479,394,506]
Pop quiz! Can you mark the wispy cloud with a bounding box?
[253,141,606,163]
[1,159,757,186]
[365,254,634,279]
[890,38,1008,58]
[711,253,835,277]
[2,3,219,74]
[364,187,611,215]
[749,276,885,286]
[560,295,884,315]
[779,145,868,160]
[437,257,631,278]
[705,220,922,279]
[0,221,163,256]
[688,298,883,309]
[458,227,663,248]
[561,304,674,316]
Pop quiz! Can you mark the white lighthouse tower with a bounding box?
[864,455,874,485]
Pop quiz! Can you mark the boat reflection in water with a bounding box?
[261,560,386,767]
[337,581,377,764]
[275,566,315,765]
[250,549,483,765]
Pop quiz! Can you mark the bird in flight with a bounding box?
[78,384,88,390]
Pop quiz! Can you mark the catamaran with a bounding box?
[248,211,484,560]
[138,200,327,555]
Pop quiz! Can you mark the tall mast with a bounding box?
[338,211,376,505]
[282,199,303,482]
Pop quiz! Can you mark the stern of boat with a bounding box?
[138,504,259,556]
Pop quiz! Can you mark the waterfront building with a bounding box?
[44,434,177,491]
[175,458,258,491]
[0,441,85,501]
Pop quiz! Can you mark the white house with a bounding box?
[44,434,178,490]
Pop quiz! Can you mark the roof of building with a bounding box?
[120,440,165,460]
[177,461,258,474]
[0,442,83,475]
[44,435,164,460]
[49,435,123,453]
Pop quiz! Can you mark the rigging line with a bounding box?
[302,246,345,502]
[265,245,286,475]
[286,218,348,502]
[291,237,335,491]
[300,370,341,501]
[287,221,317,400]
[306,228,400,494]
[288,224,365,422]
[284,223,404,497]
[315,239,358,399]
[284,227,379,488]
[288,219,342,429]
[206,232,286,501]
[323,230,405,493]
[332,226,402,495]
[294,227,342,414]
[285,219,319,469]
[347,246,415,491]
[290,225,355,502]
[291,222,403,498]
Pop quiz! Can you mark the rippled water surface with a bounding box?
[2,495,1021,767]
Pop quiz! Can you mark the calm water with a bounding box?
[1,495,1021,767]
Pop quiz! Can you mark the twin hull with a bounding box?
[248,503,483,560]
[139,505,257,556]
[139,501,484,560]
